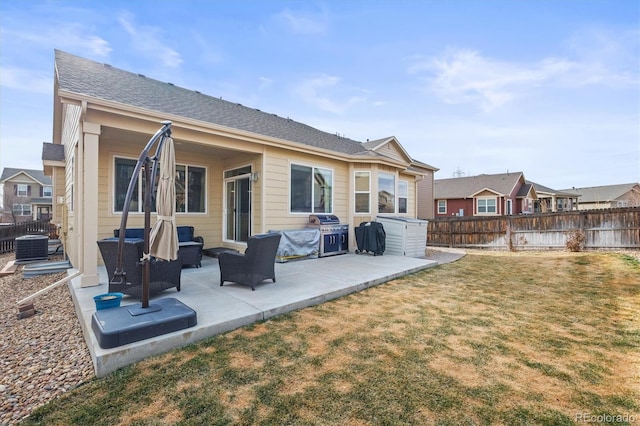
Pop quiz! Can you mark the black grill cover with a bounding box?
[354,221,385,256]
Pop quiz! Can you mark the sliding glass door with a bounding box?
[224,166,252,243]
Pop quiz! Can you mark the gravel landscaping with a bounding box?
[0,253,94,425]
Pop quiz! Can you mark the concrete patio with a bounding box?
[68,251,459,377]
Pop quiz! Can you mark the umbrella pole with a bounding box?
[112,121,172,307]
[142,159,152,309]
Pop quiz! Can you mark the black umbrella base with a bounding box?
[92,298,197,349]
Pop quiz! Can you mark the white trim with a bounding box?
[288,161,334,214]
[354,170,371,214]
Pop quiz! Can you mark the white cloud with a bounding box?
[0,67,52,94]
[409,49,579,112]
[410,27,639,112]
[1,25,111,58]
[294,74,369,114]
[118,12,182,68]
[191,31,223,66]
[258,76,274,91]
[276,6,329,35]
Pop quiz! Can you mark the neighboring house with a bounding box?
[434,172,537,217]
[562,183,640,210]
[44,50,437,287]
[526,181,578,213]
[0,168,53,223]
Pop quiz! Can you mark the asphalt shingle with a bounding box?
[55,50,370,156]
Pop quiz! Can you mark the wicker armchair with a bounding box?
[219,233,282,291]
[97,238,182,299]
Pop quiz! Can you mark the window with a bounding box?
[12,204,31,216]
[398,180,408,214]
[114,158,139,212]
[438,200,447,214]
[378,173,395,213]
[16,184,29,197]
[43,186,53,197]
[354,171,370,213]
[290,164,333,213]
[115,157,206,213]
[177,165,206,213]
[477,198,496,214]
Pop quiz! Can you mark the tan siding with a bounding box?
[477,189,497,197]
[376,142,407,162]
[97,137,230,252]
[60,104,81,265]
[262,147,350,231]
[417,171,435,219]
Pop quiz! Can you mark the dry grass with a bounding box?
[25,251,640,425]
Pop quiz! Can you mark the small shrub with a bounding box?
[565,230,586,252]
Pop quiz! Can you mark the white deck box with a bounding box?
[376,216,428,257]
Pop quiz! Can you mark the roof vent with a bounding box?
[138,73,145,78]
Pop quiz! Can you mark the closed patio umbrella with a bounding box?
[149,136,178,261]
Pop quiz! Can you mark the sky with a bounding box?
[0,0,638,191]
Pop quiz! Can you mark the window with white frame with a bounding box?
[43,186,53,197]
[398,180,408,214]
[16,184,29,197]
[438,200,447,214]
[114,157,206,213]
[378,173,395,213]
[290,164,333,213]
[12,204,31,216]
[477,197,497,214]
[176,165,206,213]
[354,171,370,213]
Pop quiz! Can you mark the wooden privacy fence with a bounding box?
[427,207,640,250]
[0,220,56,254]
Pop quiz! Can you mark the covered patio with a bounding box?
[68,252,445,377]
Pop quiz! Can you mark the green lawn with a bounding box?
[26,252,640,425]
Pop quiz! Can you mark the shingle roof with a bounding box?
[526,181,576,197]
[55,50,372,156]
[0,168,51,185]
[42,143,65,162]
[516,183,533,197]
[560,183,640,203]
[435,172,523,198]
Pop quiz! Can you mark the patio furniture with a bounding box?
[219,233,282,291]
[97,238,182,299]
[114,225,204,267]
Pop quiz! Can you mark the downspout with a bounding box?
[415,174,424,219]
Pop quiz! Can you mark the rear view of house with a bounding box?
[44,50,437,287]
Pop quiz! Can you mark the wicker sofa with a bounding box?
[219,233,282,291]
[113,225,204,267]
[97,238,182,299]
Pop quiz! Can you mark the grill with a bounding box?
[308,214,348,257]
